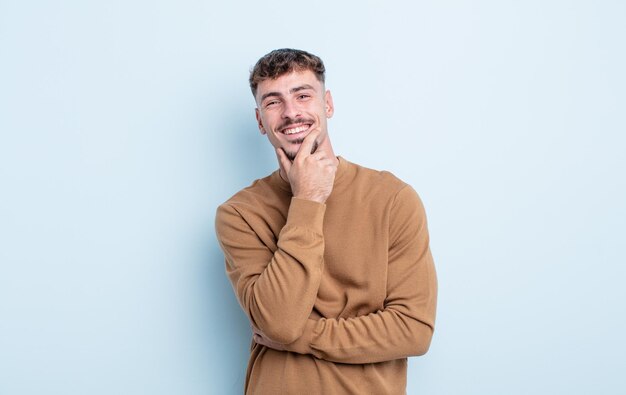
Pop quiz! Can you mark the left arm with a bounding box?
[255,185,438,364]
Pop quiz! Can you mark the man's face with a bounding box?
[255,70,334,161]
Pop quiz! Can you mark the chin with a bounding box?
[283,140,318,161]
[284,149,298,161]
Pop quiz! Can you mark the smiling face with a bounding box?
[255,70,334,160]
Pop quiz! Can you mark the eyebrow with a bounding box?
[260,84,316,102]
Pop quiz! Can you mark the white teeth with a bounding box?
[284,125,309,135]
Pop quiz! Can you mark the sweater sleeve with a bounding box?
[282,186,438,364]
[215,197,326,344]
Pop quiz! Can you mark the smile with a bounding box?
[281,123,312,136]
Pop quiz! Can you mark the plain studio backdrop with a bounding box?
[1,1,624,394]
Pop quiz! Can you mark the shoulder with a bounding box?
[345,158,412,198]
[341,158,426,217]
[216,174,273,218]
[219,172,278,207]
[215,171,290,234]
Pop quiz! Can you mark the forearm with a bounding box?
[283,308,434,364]
[276,186,438,363]
[216,198,327,344]
[243,227,324,343]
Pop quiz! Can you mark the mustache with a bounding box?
[278,117,315,132]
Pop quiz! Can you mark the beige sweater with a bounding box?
[215,157,437,394]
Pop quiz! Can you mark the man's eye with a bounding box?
[298,94,310,99]
[265,101,279,107]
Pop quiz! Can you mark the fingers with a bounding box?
[295,129,321,160]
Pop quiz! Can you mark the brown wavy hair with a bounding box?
[249,48,326,98]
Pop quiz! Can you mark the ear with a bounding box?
[325,90,335,118]
[255,108,266,135]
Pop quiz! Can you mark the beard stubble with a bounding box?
[284,139,319,161]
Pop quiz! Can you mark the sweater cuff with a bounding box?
[286,318,320,357]
[286,197,326,233]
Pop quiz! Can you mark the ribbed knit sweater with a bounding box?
[215,157,437,394]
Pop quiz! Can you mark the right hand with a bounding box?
[276,130,338,204]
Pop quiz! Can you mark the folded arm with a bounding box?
[215,197,326,344]
[258,186,438,364]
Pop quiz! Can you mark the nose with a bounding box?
[281,99,301,119]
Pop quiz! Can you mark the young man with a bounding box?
[215,49,437,395]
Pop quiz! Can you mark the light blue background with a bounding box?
[1,1,624,394]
